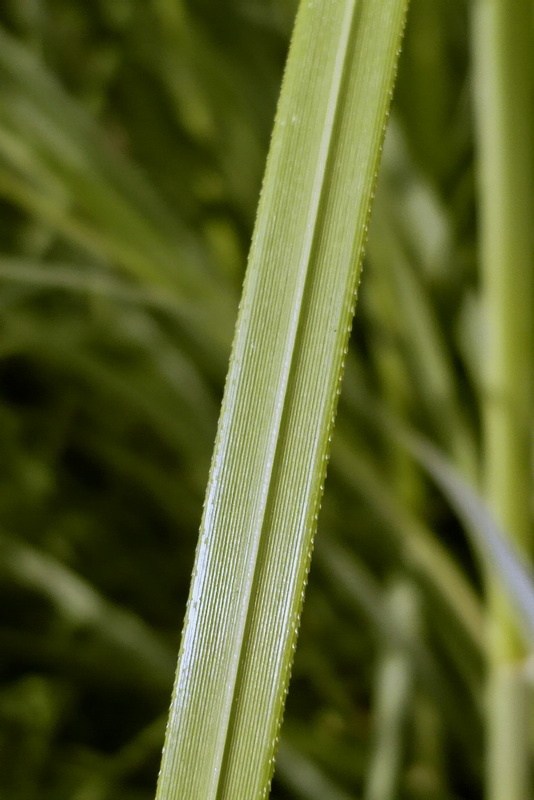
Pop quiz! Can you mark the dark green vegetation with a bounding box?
[0,1,532,799]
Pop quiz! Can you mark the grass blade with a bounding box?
[406,436,534,650]
[155,1,408,797]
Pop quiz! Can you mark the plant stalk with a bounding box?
[472,1,534,797]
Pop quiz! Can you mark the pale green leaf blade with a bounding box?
[407,436,534,649]
[156,1,408,798]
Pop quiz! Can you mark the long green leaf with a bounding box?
[0,26,236,361]
[155,1,408,798]
[344,383,534,650]
[0,533,174,694]
[406,436,534,650]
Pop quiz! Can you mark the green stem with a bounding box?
[472,2,534,797]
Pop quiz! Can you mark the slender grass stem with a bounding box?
[472,1,534,797]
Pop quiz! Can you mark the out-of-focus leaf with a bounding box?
[406,436,534,650]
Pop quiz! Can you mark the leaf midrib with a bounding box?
[209,2,361,794]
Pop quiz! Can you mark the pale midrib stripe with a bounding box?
[210,1,361,796]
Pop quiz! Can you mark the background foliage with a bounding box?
[0,1,524,798]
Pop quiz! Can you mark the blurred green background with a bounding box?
[0,1,491,798]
